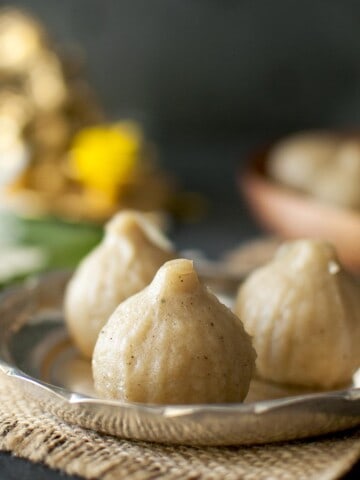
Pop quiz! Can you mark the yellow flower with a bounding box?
[70,122,141,198]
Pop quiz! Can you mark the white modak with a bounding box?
[235,239,360,389]
[268,132,360,210]
[64,210,175,358]
[93,259,256,404]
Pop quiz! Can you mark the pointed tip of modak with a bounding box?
[275,239,342,275]
[151,258,200,295]
[105,210,174,252]
[162,258,195,275]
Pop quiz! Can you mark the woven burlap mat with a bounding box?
[0,380,359,480]
[0,236,359,479]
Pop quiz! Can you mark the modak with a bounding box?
[64,210,175,357]
[268,132,360,210]
[235,240,360,389]
[93,259,256,404]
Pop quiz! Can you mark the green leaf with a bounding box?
[0,212,102,285]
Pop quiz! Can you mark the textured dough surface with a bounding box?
[93,259,256,404]
[64,210,175,358]
[235,240,360,388]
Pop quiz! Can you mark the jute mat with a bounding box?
[0,236,359,479]
[0,380,360,480]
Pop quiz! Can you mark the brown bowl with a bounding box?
[238,148,360,272]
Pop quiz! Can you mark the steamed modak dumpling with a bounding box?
[268,131,336,191]
[268,132,360,210]
[64,210,175,358]
[93,259,256,404]
[235,240,360,389]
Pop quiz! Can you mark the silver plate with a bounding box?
[0,271,359,446]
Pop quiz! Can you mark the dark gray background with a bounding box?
[4,0,360,139]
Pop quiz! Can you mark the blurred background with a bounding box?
[7,0,360,137]
[8,0,360,137]
[1,0,360,281]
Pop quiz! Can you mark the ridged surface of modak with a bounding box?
[235,240,360,388]
[93,259,256,404]
[64,210,175,358]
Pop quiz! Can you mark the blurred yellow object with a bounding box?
[70,123,141,200]
[0,9,180,223]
